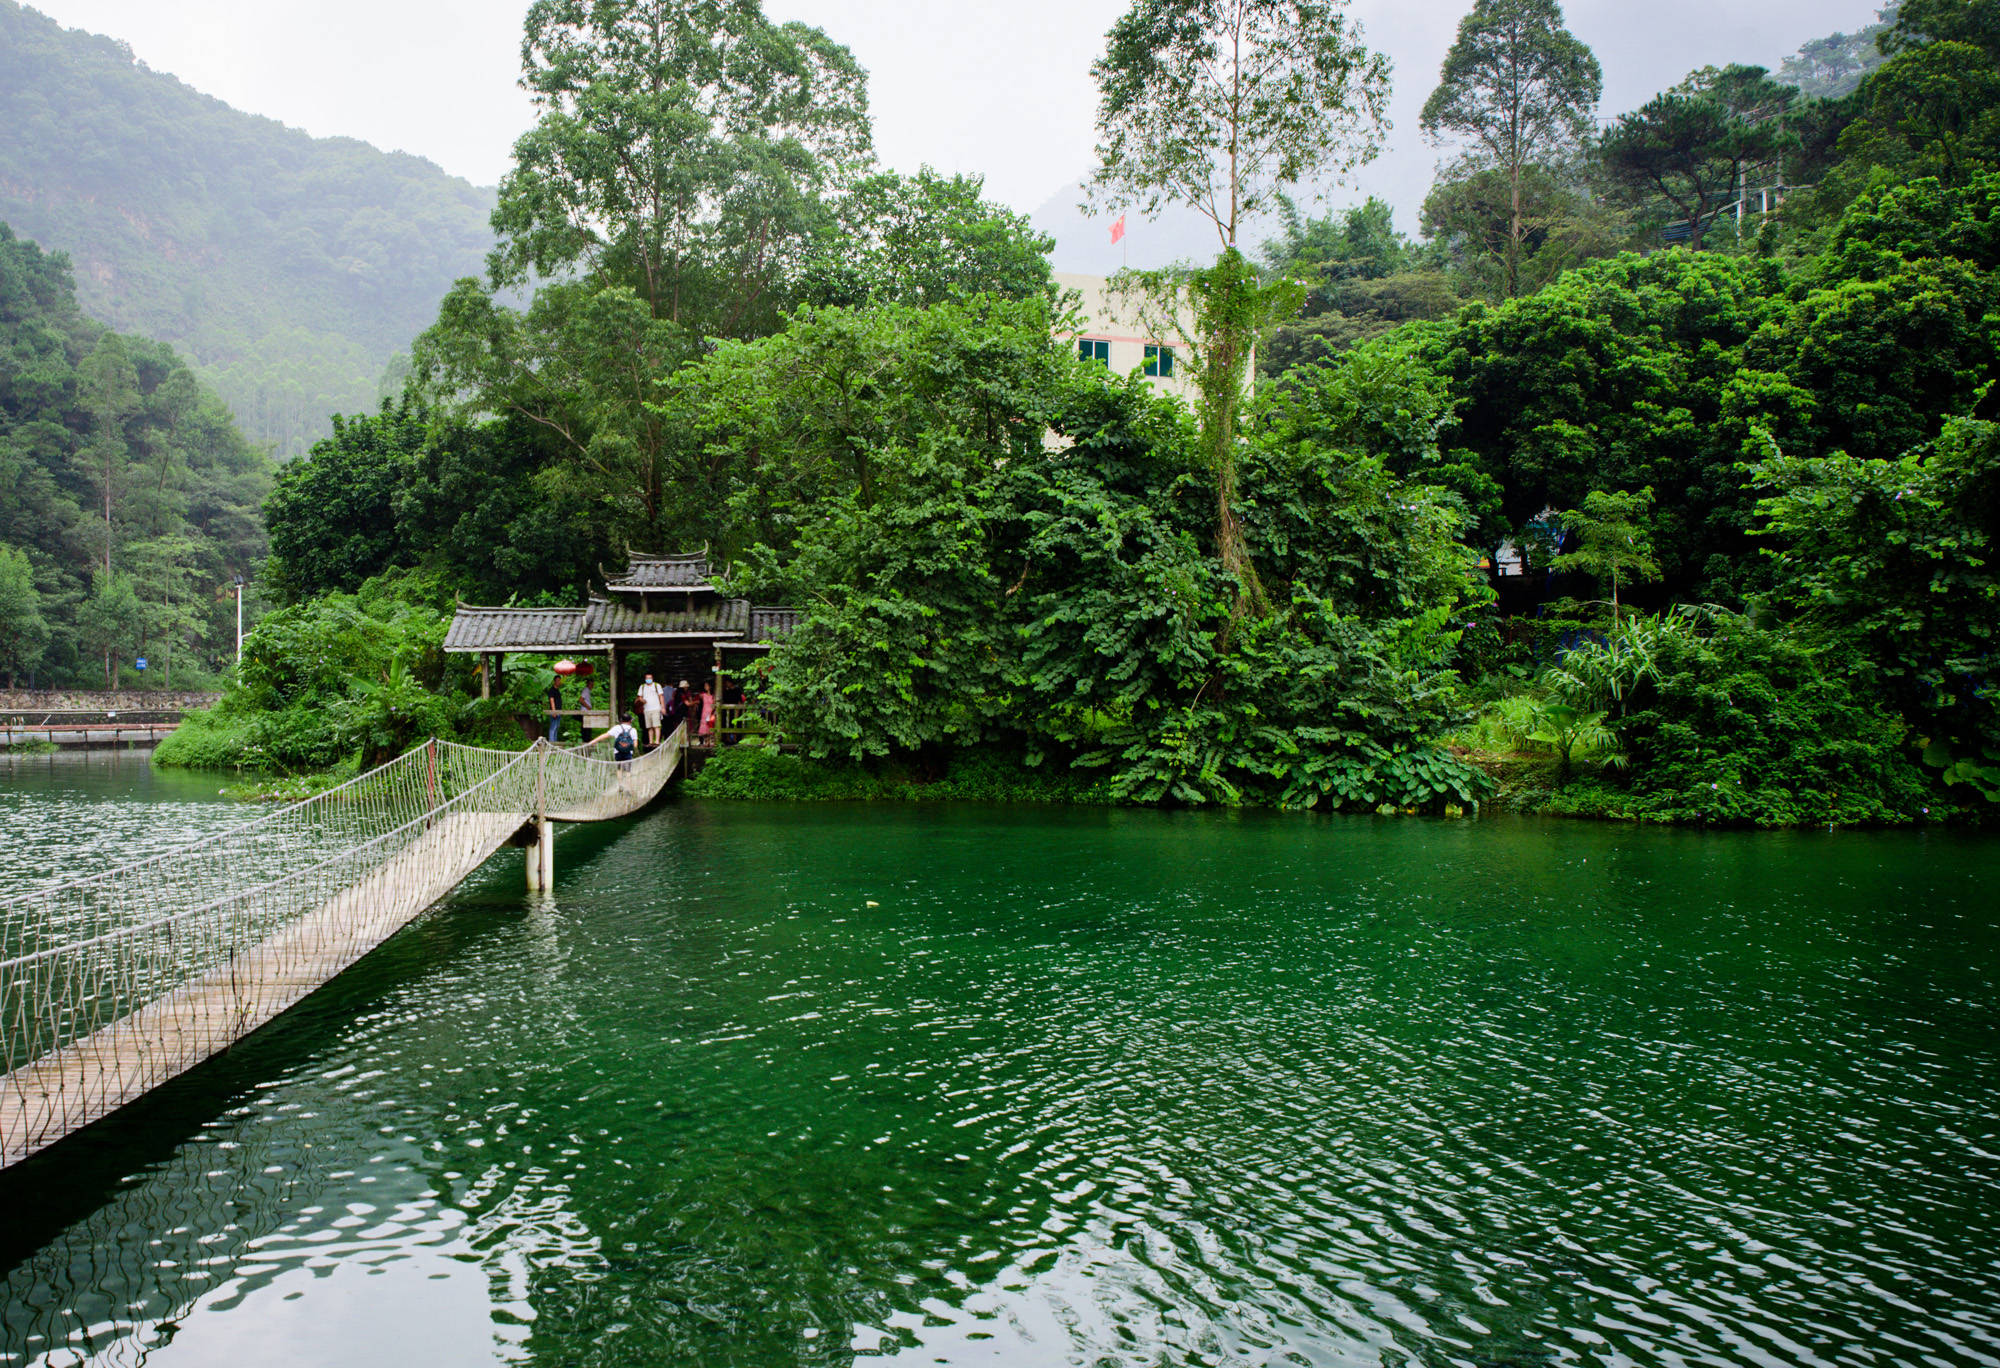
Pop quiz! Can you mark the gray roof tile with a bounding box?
[443,608,590,653]
[605,553,714,591]
[582,597,751,637]
[721,607,803,649]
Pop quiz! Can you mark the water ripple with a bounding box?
[1,783,1996,1367]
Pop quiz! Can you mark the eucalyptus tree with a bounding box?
[1420,0,1601,299]
[1085,0,1390,607]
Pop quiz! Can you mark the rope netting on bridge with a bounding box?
[0,726,682,1168]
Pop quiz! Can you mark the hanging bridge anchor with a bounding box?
[523,816,554,892]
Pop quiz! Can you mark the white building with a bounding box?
[1053,270,1202,405]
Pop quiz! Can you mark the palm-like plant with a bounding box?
[1496,693,1623,787]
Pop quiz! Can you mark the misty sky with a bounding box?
[31,0,1885,235]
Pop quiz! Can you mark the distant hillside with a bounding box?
[1775,3,1896,99]
[0,2,496,457]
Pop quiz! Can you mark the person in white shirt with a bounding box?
[609,713,640,768]
[637,674,666,746]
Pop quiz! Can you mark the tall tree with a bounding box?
[417,0,874,538]
[494,0,872,331]
[1420,0,1602,299]
[76,333,138,578]
[77,568,142,687]
[1086,0,1390,606]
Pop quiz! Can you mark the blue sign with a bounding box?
[135,657,147,671]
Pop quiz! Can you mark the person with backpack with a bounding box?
[609,712,640,768]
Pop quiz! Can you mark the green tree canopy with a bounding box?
[807,168,1056,309]
[496,0,873,332]
[1755,415,2000,779]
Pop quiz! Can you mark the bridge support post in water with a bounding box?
[525,816,554,892]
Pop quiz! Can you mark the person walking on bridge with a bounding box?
[637,673,666,747]
[609,712,639,768]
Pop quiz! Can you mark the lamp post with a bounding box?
[233,574,245,666]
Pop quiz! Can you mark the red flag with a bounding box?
[1109,214,1127,245]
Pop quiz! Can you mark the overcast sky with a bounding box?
[31,0,1885,232]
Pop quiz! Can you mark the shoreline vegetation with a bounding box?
[169,728,1989,830]
[32,0,1991,835]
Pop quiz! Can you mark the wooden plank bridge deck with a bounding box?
[0,729,683,1169]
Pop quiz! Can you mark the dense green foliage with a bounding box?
[0,1,495,458]
[691,297,1491,811]
[261,400,608,605]
[1306,171,2000,608]
[1524,611,1938,827]
[0,223,269,685]
[155,571,529,771]
[1756,415,2000,799]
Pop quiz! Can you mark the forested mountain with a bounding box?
[0,2,495,458]
[1776,4,1897,98]
[0,223,270,687]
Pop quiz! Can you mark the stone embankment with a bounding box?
[0,690,220,712]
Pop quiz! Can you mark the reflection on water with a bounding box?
[0,752,239,892]
[2,756,1998,1366]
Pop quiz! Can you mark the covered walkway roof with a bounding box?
[444,555,801,659]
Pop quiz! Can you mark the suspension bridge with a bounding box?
[0,727,685,1170]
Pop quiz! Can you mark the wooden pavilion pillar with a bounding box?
[608,648,622,723]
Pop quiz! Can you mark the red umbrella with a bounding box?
[554,660,595,677]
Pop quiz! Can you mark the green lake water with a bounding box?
[2,752,1997,1367]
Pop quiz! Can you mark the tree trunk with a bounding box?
[1507,157,1523,299]
[1200,268,1265,617]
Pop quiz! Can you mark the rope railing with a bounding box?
[0,725,685,1168]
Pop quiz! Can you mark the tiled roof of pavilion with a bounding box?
[603,552,715,593]
[581,596,752,638]
[719,607,803,650]
[442,607,590,653]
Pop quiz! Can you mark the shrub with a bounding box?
[1564,612,1936,826]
